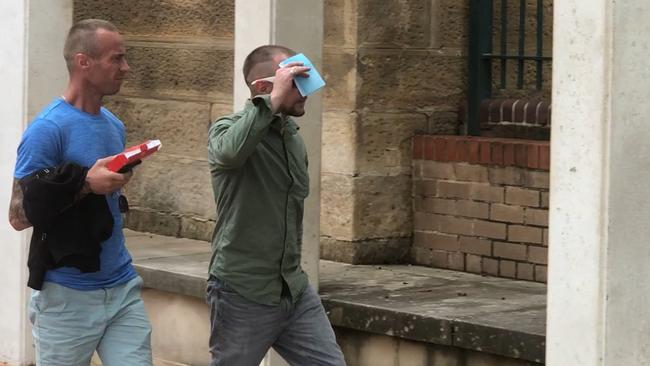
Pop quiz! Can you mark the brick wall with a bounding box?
[412,135,549,282]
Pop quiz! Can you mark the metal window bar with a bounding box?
[467,0,552,136]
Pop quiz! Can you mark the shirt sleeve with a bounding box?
[207,95,276,169]
[14,119,63,179]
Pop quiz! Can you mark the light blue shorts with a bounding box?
[28,276,152,366]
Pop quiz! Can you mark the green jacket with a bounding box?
[207,94,309,305]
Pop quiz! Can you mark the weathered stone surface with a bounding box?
[321,173,356,239]
[210,102,233,122]
[324,0,357,48]
[322,50,358,111]
[124,154,216,219]
[74,0,234,38]
[321,111,359,175]
[121,46,233,101]
[320,237,411,264]
[431,0,470,49]
[355,175,413,239]
[180,216,215,242]
[357,50,466,111]
[357,112,428,175]
[357,0,431,48]
[105,97,212,159]
[321,174,412,241]
[125,208,181,238]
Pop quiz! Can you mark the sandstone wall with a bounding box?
[320,0,469,263]
[74,0,234,239]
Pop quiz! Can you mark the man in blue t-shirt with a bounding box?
[8,19,152,365]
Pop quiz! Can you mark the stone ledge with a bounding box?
[125,230,546,364]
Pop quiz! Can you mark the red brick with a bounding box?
[490,204,525,223]
[503,143,516,166]
[527,144,540,169]
[413,135,424,159]
[517,263,535,281]
[493,242,527,260]
[434,137,447,161]
[514,144,528,167]
[479,141,491,164]
[491,142,504,165]
[424,136,435,160]
[466,254,482,274]
[505,187,540,207]
[535,265,547,282]
[539,144,550,170]
[508,225,543,244]
[456,140,469,162]
[445,139,458,162]
[474,220,507,239]
[528,246,548,264]
[459,236,492,256]
[468,141,480,164]
[483,258,499,276]
[500,260,516,278]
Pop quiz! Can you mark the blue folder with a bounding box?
[279,53,326,97]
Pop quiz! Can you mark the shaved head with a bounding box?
[64,19,119,72]
[243,45,296,86]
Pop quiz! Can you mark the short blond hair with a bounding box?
[63,19,119,71]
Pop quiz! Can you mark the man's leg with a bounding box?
[207,277,283,366]
[96,276,152,366]
[272,285,346,366]
[28,283,106,366]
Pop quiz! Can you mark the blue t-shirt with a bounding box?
[14,97,137,290]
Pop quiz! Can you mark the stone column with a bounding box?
[234,0,323,285]
[0,1,71,364]
[547,0,650,364]
[234,2,323,365]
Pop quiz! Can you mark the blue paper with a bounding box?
[279,53,326,97]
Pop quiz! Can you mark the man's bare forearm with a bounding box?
[8,179,32,231]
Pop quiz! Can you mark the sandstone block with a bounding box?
[322,50,357,110]
[121,46,233,102]
[466,254,482,274]
[455,200,490,219]
[488,166,525,186]
[106,97,212,159]
[420,161,455,180]
[411,247,433,267]
[431,250,450,269]
[471,183,504,203]
[124,153,216,219]
[320,173,356,239]
[535,265,548,282]
[413,179,437,197]
[431,0,470,49]
[125,207,181,237]
[358,112,428,175]
[324,0,357,47]
[322,111,359,175]
[437,181,471,199]
[321,237,411,264]
[357,50,465,111]
[483,257,499,276]
[524,170,550,189]
[448,252,465,271]
[438,216,474,237]
[74,0,234,38]
[357,0,431,48]
[180,216,215,242]
[357,333,398,366]
[541,191,550,208]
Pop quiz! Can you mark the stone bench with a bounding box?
[125,230,546,366]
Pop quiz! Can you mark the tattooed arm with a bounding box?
[8,179,32,231]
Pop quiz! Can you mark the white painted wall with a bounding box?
[548,0,650,364]
[0,1,71,364]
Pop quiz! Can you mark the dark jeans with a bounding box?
[206,276,346,366]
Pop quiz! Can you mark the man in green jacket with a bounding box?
[207,45,345,365]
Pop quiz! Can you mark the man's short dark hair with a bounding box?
[64,19,119,72]
[242,45,296,84]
